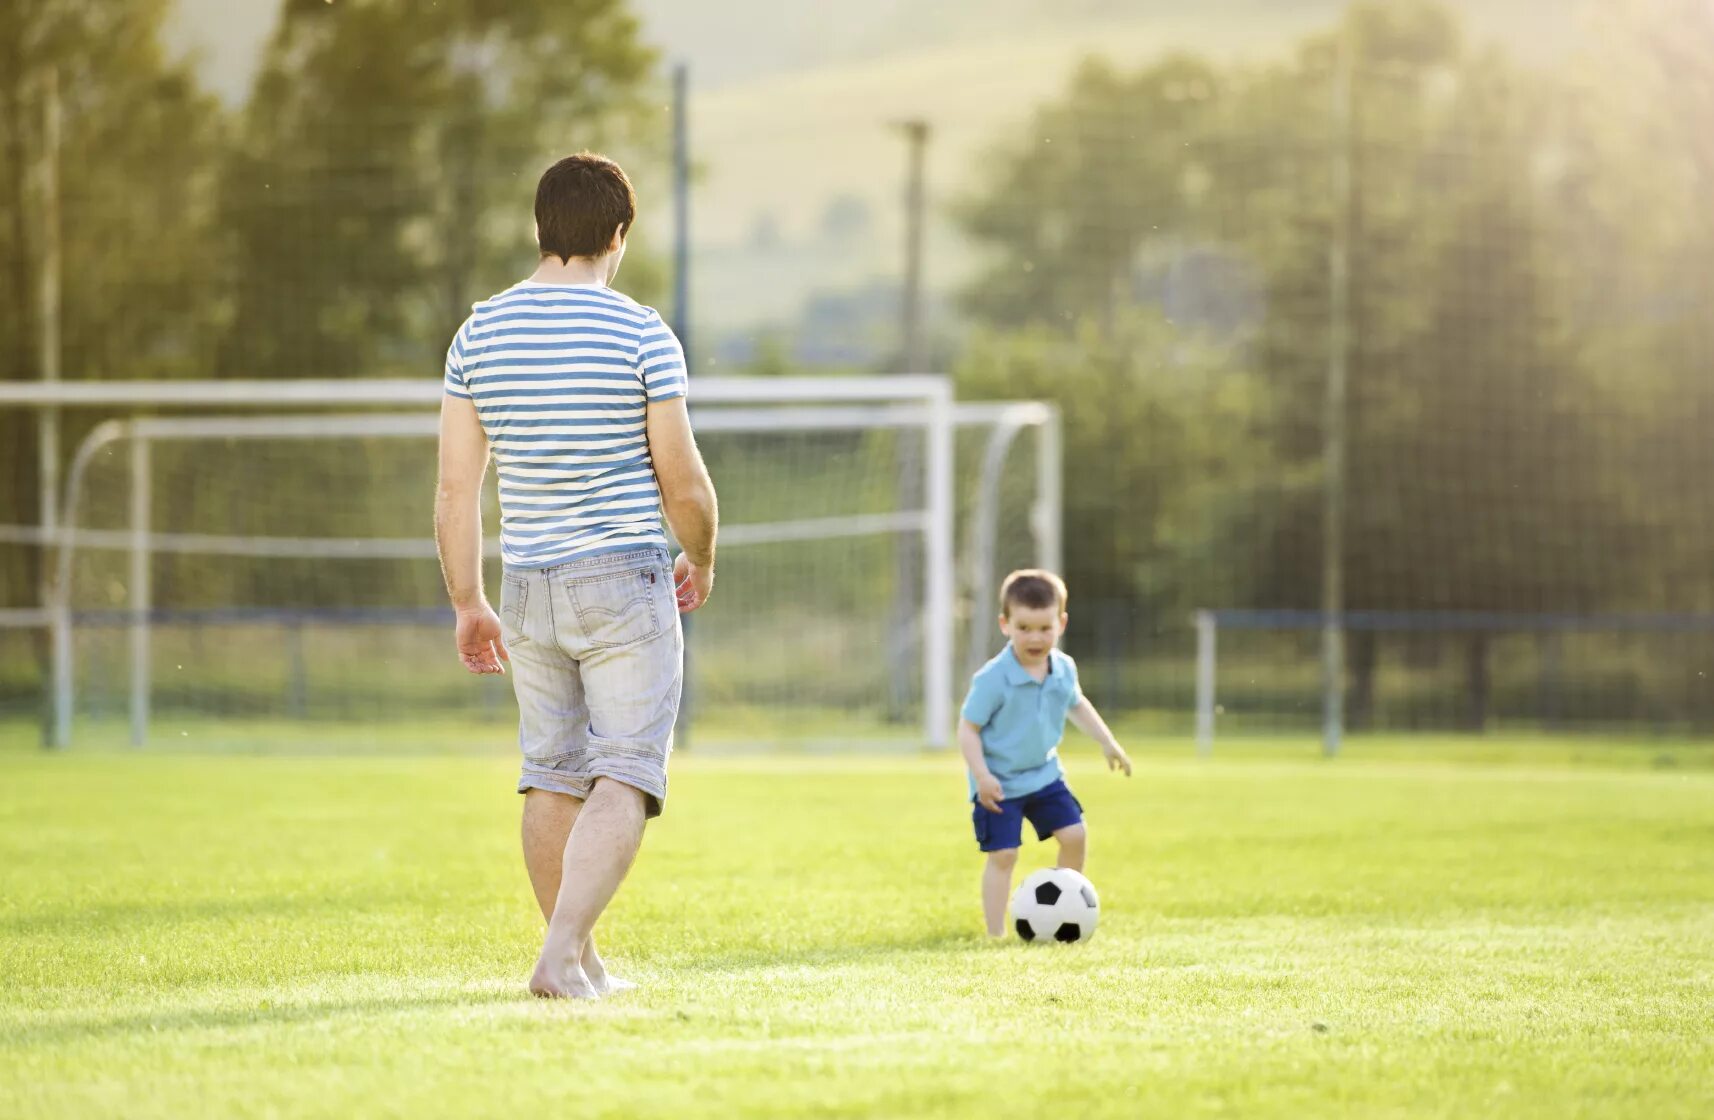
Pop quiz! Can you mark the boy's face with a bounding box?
[999,603,1067,665]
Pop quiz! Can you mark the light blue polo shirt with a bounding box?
[961,646,1084,800]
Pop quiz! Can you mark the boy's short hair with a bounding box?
[535,152,636,262]
[1000,569,1068,616]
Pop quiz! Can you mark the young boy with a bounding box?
[958,569,1132,937]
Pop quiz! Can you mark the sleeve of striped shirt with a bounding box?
[443,322,472,399]
[638,310,688,402]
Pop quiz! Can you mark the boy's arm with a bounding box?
[959,719,1005,813]
[1069,698,1132,776]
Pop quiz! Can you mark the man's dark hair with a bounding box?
[535,152,636,262]
[1000,569,1068,616]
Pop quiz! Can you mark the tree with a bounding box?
[0,0,225,721]
[957,312,1284,621]
[219,0,664,380]
[953,1,1657,726]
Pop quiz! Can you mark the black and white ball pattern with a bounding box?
[1010,868,1100,943]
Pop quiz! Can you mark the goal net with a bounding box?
[0,378,1058,751]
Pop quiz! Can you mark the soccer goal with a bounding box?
[0,378,1059,751]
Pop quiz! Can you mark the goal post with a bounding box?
[0,378,1059,752]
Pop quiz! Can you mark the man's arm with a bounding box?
[435,394,506,674]
[1068,698,1131,776]
[959,719,1004,813]
[646,397,718,612]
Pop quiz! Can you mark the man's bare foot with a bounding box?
[528,957,600,999]
[580,947,637,995]
[595,973,638,995]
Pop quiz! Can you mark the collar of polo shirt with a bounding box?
[1000,645,1060,686]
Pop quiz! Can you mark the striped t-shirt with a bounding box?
[444,281,688,569]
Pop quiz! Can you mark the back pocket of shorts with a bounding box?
[568,567,662,649]
[500,573,529,636]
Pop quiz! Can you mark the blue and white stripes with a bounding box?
[444,282,687,569]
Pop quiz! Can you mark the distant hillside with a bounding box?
[164,0,1589,352]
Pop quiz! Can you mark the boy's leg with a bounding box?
[983,848,1020,937]
[974,796,1026,937]
[1054,822,1087,872]
[521,789,627,993]
[1022,780,1086,872]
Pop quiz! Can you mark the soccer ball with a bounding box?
[1010,867,1099,943]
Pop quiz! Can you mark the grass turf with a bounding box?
[2,736,1711,1118]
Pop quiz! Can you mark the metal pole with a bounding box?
[1195,610,1217,757]
[130,438,152,747]
[671,62,691,371]
[924,384,954,748]
[37,68,63,748]
[897,119,930,374]
[670,61,694,750]
[888,120,931,724]
[1034,406,1063,574]
[1321,30,1354,758]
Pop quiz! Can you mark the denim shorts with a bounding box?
[500,546,682,817]
[972,778,1084,852]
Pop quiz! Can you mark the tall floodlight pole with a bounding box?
[672,62,692,371]
[897,119,930,375]
[671,62,694,748]
[888,120,932,727]
[37,69,63,749]
[1322,30,1354,758]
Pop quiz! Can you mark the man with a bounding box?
[435,152,718,999]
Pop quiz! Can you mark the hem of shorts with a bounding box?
[589,765,667,819]
[518,769,667,819]
[503,537,670,571]
[517,772,587,799]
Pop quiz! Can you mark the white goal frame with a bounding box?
[1,378,1060,750]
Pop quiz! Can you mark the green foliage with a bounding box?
[959,312,1285,613]
[220,0,664,378]
[0,0,226,629]
[956,0,1712,621]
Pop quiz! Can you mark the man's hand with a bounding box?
[1104,741,1133,777]
[455,604,509,674]
[974,772,1005,814]
[674,552,714,613]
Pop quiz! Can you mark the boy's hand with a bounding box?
[1104,742,1133,777]
[975,773,1005,813]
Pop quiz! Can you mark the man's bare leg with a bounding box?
[522,788,633,994]
[526,779,648,998]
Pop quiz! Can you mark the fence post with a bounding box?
[129,436,152,747]
[923,385,955,748]
[1195,610,1217,757]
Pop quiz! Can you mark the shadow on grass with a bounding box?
[13,985,530,1046]
[679,929,981,974]
[0,891,411,939]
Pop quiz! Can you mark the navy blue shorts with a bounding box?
[972,778,1084,852]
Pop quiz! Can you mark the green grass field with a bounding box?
[2,728,1712,1118]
